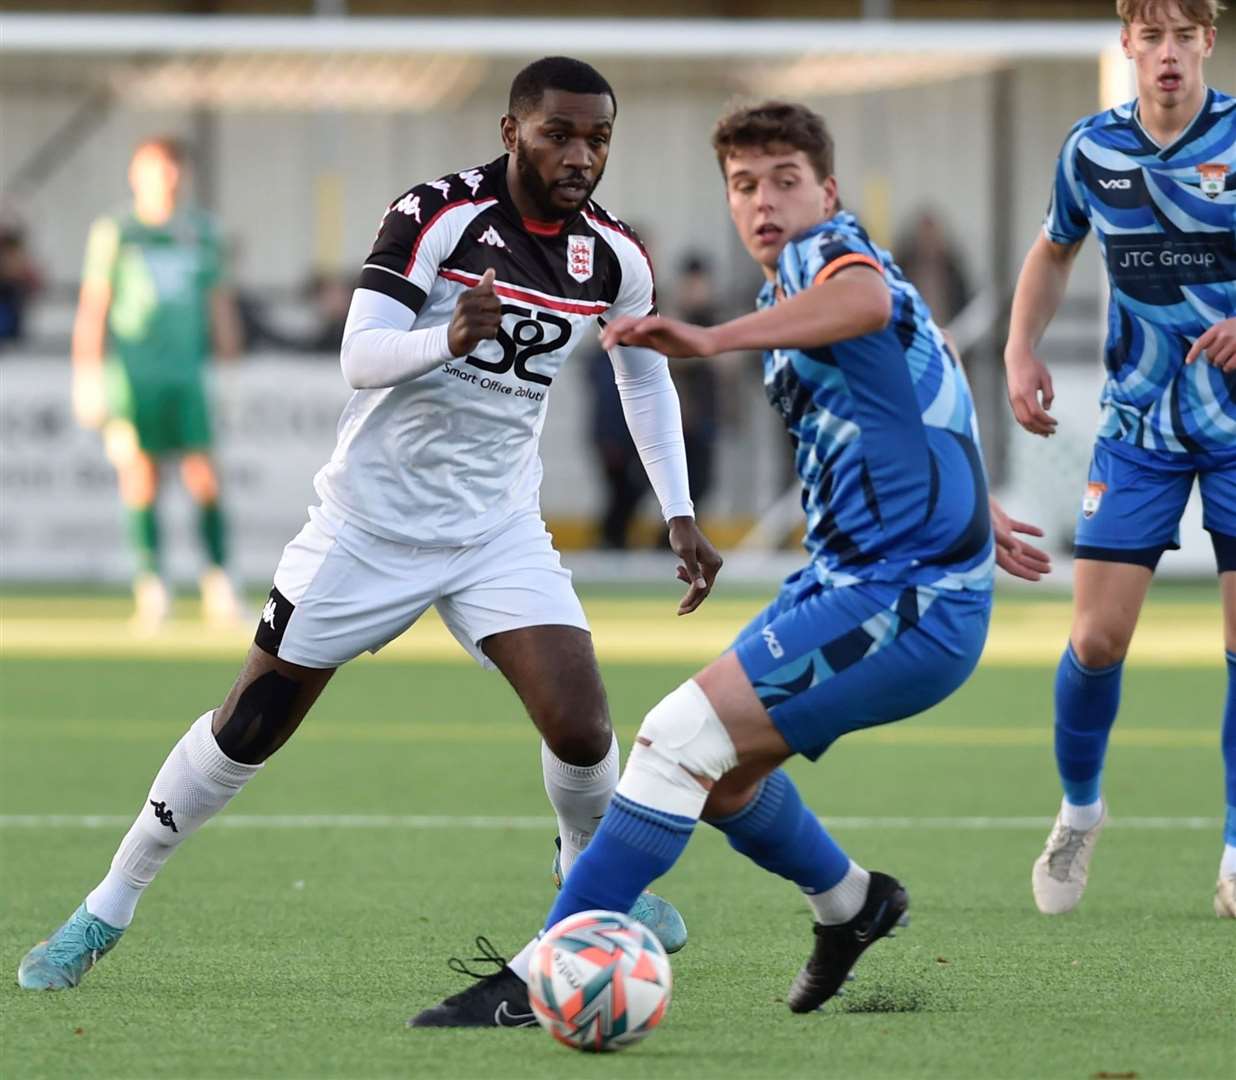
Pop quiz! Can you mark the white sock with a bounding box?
[804,860,870,926]
[1060,796,1104,832]
[507,936,539,983]
[541,733,619,877]
[1221,844,1236,878]
[85,713,262,928]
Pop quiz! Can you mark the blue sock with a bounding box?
[543,793,695,933]
[1224,651,1236,848]
[708,769,851,892]
[1054,642,1122,806]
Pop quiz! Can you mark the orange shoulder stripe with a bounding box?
[812,253,882,285]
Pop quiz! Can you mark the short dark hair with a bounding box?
[711,101,834,181]
[508,56,616,118]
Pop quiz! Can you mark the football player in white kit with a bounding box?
[18,57,721,1007]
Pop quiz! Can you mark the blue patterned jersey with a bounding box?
[1045,88,1236,453]
[759,212,993,593]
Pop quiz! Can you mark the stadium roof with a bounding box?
[0,14,1120,57]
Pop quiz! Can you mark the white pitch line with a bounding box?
[0,814,1222,830]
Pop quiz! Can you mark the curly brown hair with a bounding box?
[1116,0,1224,27]
[711,101,835,182]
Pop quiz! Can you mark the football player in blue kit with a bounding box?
[1004,0,1236,918]
[410,100,1049,1026]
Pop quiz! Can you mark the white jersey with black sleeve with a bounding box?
[312,155,693,547]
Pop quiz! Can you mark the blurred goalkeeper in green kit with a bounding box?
[72,136,246,630]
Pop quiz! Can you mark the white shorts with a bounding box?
[255,505,589,670]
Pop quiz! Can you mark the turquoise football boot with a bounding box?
[17,904,125,990]
[551,839,688,954]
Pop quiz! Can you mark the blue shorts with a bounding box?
[732,569,991,761]
[1074,438,1236,572]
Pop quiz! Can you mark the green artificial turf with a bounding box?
[1,611,1233,1078]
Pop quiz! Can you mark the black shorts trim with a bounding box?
[1073,544,1169,570]
[253,586,295,657]
[1210,530,1236,574]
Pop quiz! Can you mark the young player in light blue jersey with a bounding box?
[411,101,1049,1026]
[1005,0,1236,918]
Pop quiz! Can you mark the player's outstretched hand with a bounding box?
[71,367,107,430]
[1185,317,1236,373]
[601,314,717,359]
[1004,347,1058,437]
[990,497,1051,582]
[448,268,502,357]
[667,516,723,615]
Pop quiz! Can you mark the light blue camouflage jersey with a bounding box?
[1045,88,1236,453]
[757,211,993,594]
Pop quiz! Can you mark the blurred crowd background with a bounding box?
[1,0,1231,589]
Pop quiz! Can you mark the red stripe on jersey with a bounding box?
[522,217,563,236]
[404,197,498,277]
[438,268,610,316]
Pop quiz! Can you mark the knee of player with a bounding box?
[1069,625,1131,669]
[632,680,739,786]
[543,720,613,768]
[181,455,220,503]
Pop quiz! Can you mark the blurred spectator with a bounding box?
[0,220,44,347]
[299,271,352,354]
[669,252,722,512]
[893,209,972,326]
[587,342,650,549]
[233,264,353,355]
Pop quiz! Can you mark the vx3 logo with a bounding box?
[466,304,570,386]
[1098,178,1133,191]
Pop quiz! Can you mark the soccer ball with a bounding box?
[529,909,672,1053]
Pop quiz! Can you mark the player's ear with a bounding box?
[822,175,839,216]
[1203,26,1216,57]
[1120,24,1132,58]
[500,114,519,153]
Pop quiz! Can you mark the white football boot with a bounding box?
[200,567,251,628]
[1214,875,1236,918]
[1031,802,1106,915]
[130,572,169,636]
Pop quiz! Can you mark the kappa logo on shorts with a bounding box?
[762,626,785,659]
[255,586,294,657]
[1082,481,1107,519]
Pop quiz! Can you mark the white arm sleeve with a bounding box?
[339,287,455,389]
[608,344,695,522]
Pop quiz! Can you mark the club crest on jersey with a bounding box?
[1199,163,1228,199]
[567,235,595,283]
[1082,481,1107,519]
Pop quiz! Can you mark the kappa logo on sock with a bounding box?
[149,799,179,833]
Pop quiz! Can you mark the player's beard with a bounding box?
[514,138,603,221]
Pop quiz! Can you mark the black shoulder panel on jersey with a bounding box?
[360,161,503,313]
[358,265,426,311]
[583,201,658,315]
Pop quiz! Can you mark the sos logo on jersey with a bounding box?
[466,304,571,386]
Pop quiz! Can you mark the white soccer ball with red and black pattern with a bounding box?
[529,910,672,1053]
